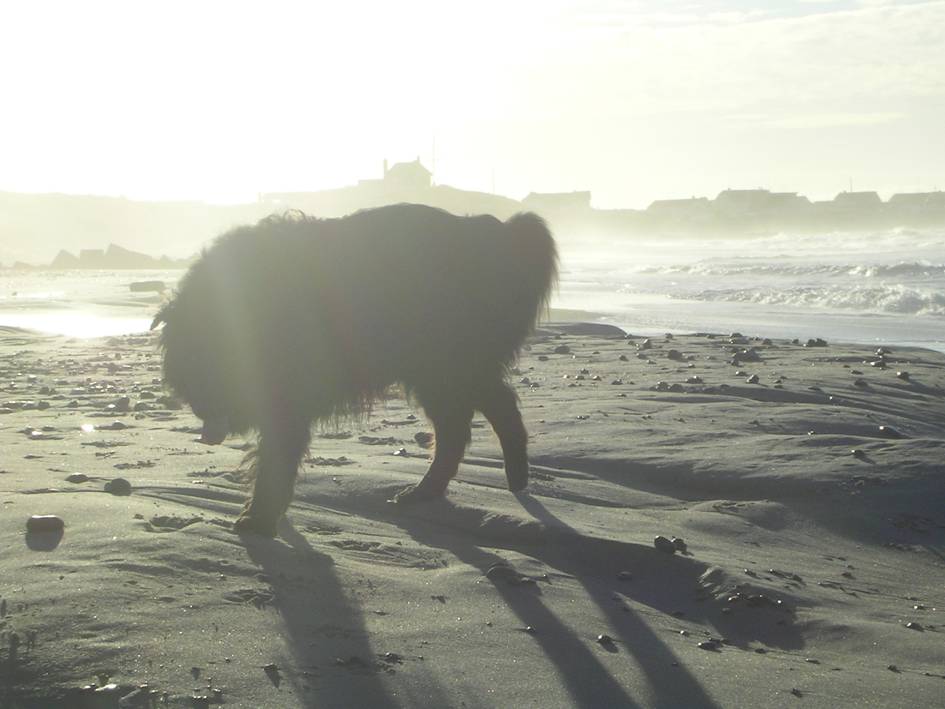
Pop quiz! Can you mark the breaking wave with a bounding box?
[682,284,945,316]
[637,261,945,280]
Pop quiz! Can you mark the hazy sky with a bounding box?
[2,0,943,208]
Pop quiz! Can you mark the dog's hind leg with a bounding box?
[476,379,529,492]
[235,420,311,537]
[393,399,473,504]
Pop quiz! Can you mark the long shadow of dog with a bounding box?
[239,521,456,708]
[298,487,807,709]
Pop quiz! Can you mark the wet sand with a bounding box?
[1,325,943,707]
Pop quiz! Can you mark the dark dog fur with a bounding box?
[153,203,557,536]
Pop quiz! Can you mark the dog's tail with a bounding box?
[503,212,559,332]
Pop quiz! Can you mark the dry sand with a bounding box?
[1,324,943,708]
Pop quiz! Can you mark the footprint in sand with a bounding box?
[144,515,202,532]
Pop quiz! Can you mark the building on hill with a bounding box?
[645,197,712,228]
[714,189,809,216]
[383,158,432,190]
[647,197,710,214]
[888,191,945,210]
[833,191,882,208]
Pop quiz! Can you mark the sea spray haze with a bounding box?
[554,227,945,350]
[153,204,557,536]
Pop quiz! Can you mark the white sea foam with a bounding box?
[681,284,945,316]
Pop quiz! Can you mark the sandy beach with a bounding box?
[1,324,943,708]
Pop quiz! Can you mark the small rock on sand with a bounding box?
[653,536,677,554]
[413,431,433,448]
[66,473,89,483]
[26,515,64,533]
[104,477,132,496]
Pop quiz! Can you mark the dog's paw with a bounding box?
[505,464,529,493]
[233,513,278,537]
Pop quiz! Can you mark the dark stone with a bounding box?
[26,515,64,533]
[104,477,132,496]
[653,535,676,554]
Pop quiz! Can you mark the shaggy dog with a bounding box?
[153,203,557,536]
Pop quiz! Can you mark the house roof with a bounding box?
[386,159,431,178]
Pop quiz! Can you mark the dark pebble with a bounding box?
[553,345,571,355]
[26,515,64,533]
[99,420,129,431]
[905,621,923,631]
[66,473,89,483]
[104,477,132,496]
[653,536,677,554]
[746,374,759,384]
[671,537,687,553]
[414,432,433,448]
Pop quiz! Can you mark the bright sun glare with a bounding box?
[1,1,943,206]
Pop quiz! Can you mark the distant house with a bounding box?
[383,158,432,191]
[646,197,710,215]
[645,197,713,228]
[714,189,808,216]
[523,191,592,212]
[888,191,945,210]
[833,191,882,208]
[356,158,432,191]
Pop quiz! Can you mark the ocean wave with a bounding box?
[638,261,945,280]
[680,284,945,316]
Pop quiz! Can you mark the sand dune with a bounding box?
[1,327,943,707]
